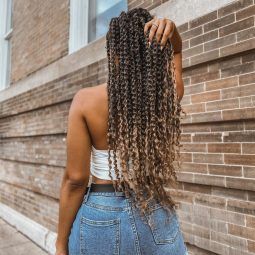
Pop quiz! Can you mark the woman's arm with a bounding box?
[55,90,91,255]
[172,52,184,101]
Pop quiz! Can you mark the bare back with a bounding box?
[79,83,112,184]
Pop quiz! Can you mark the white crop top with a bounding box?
[90,145,133,180]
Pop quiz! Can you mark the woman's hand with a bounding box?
[55,240,68,255]
[55,252,67,255]
[144,16,182,53]
[55,246,68,255]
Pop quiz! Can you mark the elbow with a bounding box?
[63,172,89,189]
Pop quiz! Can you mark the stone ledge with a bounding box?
[0,203,57,255]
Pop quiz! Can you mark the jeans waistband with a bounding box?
[86,176,151,193]
[87,183,116,192]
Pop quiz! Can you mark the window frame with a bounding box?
[0,0,13,91]
[68,0,127,54]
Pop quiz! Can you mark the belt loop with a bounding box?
[84,184,92,203]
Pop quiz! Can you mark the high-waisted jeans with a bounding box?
[68,186,189,255]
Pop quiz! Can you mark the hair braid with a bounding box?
[106,7,183,219]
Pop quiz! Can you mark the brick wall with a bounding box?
[10,0,69,83]
[10,0,164,84]
[175,1,255,254]
[0,0,255,254]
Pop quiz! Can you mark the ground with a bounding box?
[0,217,48,255]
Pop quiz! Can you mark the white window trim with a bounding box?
[69,0,89,54]
[0,0,12,91]
[69,0,127,54]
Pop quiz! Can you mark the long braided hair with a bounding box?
[106,8,182,217]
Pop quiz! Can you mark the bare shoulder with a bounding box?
[71,84,107,115]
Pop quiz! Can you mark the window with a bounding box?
[0,0,12,91]
[69,0,127,54]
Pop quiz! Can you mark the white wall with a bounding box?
[151,0,234,26]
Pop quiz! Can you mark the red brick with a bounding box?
[178,22,189,33]
[181,26,203,41]
[225,154,255,166]
[191,71,220,84]
[242,50,255,63]
[182,143,207,153]
[181,162,208,174]
[183,65,209,77]
[183,103,206,114]
[236,4,255,20]
[191,91,220,104]
[177,172,194,183]
[181,134,192,143]
[242,143,255,154]
[208,164,242,177]
[204,14,235,33]
[226,177,255,191]
[222,107,255,121]
[218,0,253,18]
[204,34,236,51]
[190,30,218,47]
[237,27,255,42]
[248,240,255,253]
[192,133,222,142]
[227,199,255,215]
[239,96,254,108]
[211,231,247,250]
[211,121,244,132]
[194,174,225,186]
[223,131,255,143]
[239,72,255,85]
[222,83,255,99]
[244,166,255,178]
[191,111,221,125]
[183,183,211,194]
[193,153,223,164]
[246,215,255,228]
[184,83,205,95]
[219,17,254,37]
[218,55,242,69]
[205,77,238,90]
[180,152,192,162]
[210,207,245,225]
[182,123,211,133]
[212,186,246,200]
[228,223,255,240]
[189,10,218,29]
[245,121,255,130]
[208,143,241,153]
[220,38,255,57]
[190,49,219,66]
[221,62,255,78]
[206,98,239,111]
[183,45,203,59]
[195,193,226,209]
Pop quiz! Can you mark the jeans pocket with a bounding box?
[80,216,120,255]
[144,205,180,245]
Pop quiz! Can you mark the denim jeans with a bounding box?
[68,186,189,255]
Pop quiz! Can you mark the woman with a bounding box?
[55,7,187,255]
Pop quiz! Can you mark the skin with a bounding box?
[55,17,183,255]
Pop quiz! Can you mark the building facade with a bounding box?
[0,0,255,254]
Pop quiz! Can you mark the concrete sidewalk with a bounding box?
[0,218,48,255]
